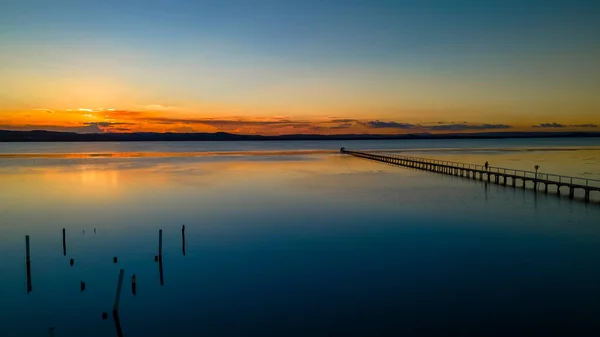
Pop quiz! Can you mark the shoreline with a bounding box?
[2,130,600,142]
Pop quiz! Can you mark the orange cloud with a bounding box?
[1,107,600,135]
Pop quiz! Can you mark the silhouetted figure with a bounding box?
[113,257,118,264]
[485,161,489,170]
[70,258,74,267]
[80,281,86,292]
[154,255,158,262]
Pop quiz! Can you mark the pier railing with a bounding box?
[375,152,600,189]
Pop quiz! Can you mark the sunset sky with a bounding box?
[1,0,599,135]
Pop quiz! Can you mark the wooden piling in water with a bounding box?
[113,269,125,313]
[182,225,186,256]
[62,228,66,256]
[585,190,590,203]
[26,235,30,260]
[158,229,163,257]
[131,274,137,296]
[158,256,164,286]
[569,187,575,199]
[113,311,124,337]
[26,235,32,294]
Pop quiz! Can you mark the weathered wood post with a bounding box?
[113,269,125,313]
[131,274,137,296]
[569,187,575,199]
[182,225,186,256]
[62,228,66,256]
[113,311,124,337]
[534,165,540,191]
[26,235,32,294]
[585,190,590,203]
[158,229,163,257]
[159,256,164,286]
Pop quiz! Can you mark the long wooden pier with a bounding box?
[341,148,600,203]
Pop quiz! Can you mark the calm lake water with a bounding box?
[1,139,600,336]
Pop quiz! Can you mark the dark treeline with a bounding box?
[1,130,600,142]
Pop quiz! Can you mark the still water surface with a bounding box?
[1,139,600,336]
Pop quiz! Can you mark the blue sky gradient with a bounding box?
[1,0,599,134]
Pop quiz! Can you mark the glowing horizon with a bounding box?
[1,0,599,135]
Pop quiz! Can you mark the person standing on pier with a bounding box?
[485,161,489,170]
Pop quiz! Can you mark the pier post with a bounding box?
[545,184,548,194]
[569,187,575,199]
[26,235,32,294]
[62,228,66,256]
[158,229,163,257]
[113,269,125,313]
[182,225,186,256]
[26,235,30,261]
[158,255,164,286]
[585,190,590,203]
[113,311,124,337]
[512,177,516,187]
[131,274,137,296]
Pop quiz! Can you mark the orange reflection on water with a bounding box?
[79,170,119,188]
[0,150,336,159]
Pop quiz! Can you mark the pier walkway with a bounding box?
[341,148,600,203]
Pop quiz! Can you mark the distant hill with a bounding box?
[1,130,600,142]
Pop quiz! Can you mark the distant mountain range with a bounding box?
[1,130,600,142]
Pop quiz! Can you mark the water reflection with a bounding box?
[2,148,600,336]
[131,275,137,296]
[113,311,124,337]
[158,256,164,286]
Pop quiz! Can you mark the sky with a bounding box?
[0,0,599,135]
